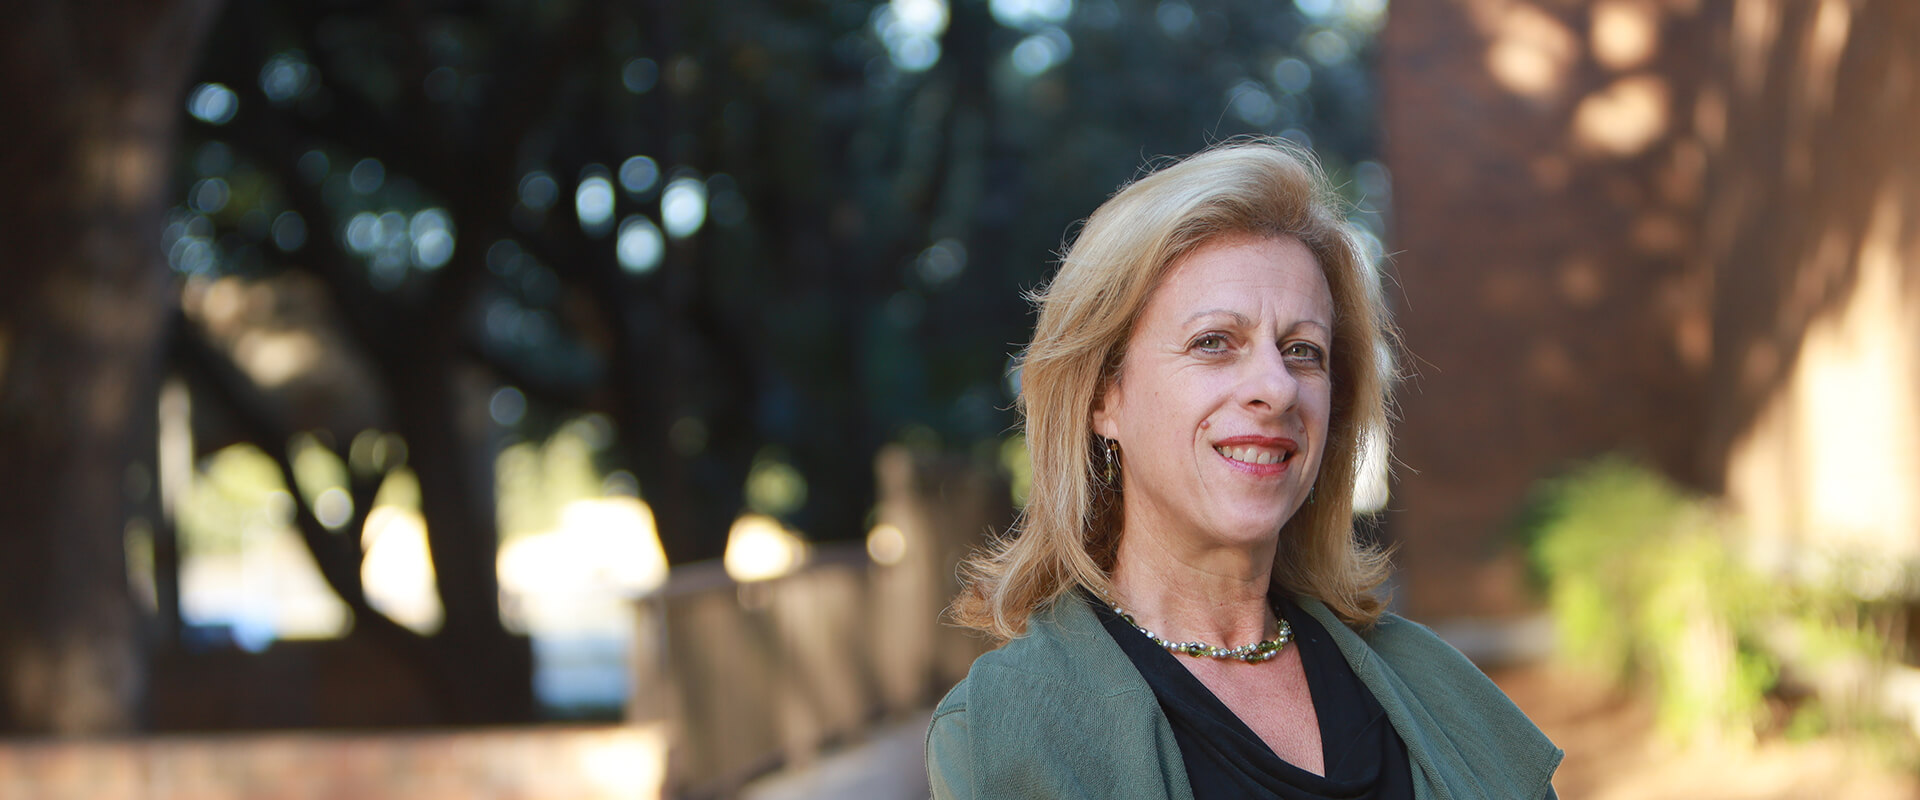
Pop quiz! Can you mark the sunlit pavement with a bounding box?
[726,670,1920,800]
[1493,665,1920,800]
[703,666,1920,800]
[738,712,932,800]
[0,724,670,800]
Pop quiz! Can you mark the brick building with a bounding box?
[1381,0,1920,620]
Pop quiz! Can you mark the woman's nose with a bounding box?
[1240,345,1298,413]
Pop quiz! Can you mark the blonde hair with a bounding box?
[951,138,1398,639]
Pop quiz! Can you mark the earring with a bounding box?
[1103,438,1122,487]
[1307,485,1317,505]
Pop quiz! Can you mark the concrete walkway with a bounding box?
[738,712,932,800]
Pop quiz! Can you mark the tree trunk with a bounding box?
[384,346,534,723]
[0,0,222,734]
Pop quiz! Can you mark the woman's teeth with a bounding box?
[1215,445,1289,465]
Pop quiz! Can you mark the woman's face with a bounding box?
[1092,234,1333,554]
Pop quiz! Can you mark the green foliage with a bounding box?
[371,467,421,512]
[745,447,808,519]
[1522,457,1896,743]
[288,432,349,511]
[496,417,615,541]
[171,0,1392,571]
[178,444,296,555]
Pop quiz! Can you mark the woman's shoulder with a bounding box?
[1299,599,1563,799]
[940,594,1153,709]
[928,594,1190,799]
[929,592,1167,754]
[1361,611,1487,675]
[1321,603,1536,724]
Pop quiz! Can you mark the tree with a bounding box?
[0,0,224,735]
[5,0,1384,729]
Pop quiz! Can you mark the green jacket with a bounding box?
[926,595,1562,799]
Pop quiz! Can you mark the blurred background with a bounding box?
[1,0,1916,798]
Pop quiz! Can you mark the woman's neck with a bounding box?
[1107,528,1279,647]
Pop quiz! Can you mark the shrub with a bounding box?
[1521,457,1893,742]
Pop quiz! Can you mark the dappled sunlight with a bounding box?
[288,432,350,516]
[874,0,950,72]
[617,216,665,274]
[1511,660,1920,800]
[723,514,810,583]
[186,83,238,125]
[1799,0,1852,116]
[1011,27,1073,77]
[176,443,334,640]
[575,725,670,798]
[660,175,708,239]
[496,496,669,632]
[232,328,322,387]
[158,379,192,523]
[1461,0,1687,162]
[1589,0,1658,72]
[342,206,458,288]
[556,498,669,594]
[176,439,440,646]
[574,168,616,236]
[744,447,807,517]
[496,496,670,712]
[489,419,672,712]
[1572,74,1669,156]
[1478,2,1579,100]
[1732,0,1781,99]
[178,530,352,647]
[865,523,907,566]
[1727,185,1920,569]
[1692,84,1727,148]
[171,414,669,712]
[177,444,348,647]
[1692,0,1920,619]
[1671,307,1712,371]
[360,505,443,634]
[0,725,673,799]
[175,274,386,438]
[1523,459,1920,793]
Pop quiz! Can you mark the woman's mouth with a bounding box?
[1211,435,1299,474]
[1213,445,1294,466]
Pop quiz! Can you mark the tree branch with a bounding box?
[168,312,399,630]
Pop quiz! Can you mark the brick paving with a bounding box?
[0,724,668,800]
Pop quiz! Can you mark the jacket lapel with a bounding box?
[1300,599,1563,800]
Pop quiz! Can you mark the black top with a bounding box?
[1093,593,1415,800]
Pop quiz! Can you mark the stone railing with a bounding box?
[635,446,1004,797]
[0,446,1006,799]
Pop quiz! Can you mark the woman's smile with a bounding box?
[1212,436,1298,474]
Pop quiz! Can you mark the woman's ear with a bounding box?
[1091,382,1123,441]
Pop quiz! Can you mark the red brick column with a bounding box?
[1379,0,1720,619]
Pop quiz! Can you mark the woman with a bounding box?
[926,140,1561,799]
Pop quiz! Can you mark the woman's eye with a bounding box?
[1284,341,1326,364]
[1193,334,1228,351]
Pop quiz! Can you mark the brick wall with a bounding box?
[1380,0,1920,618]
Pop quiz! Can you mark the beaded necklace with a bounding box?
[1109,601,1294,664]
